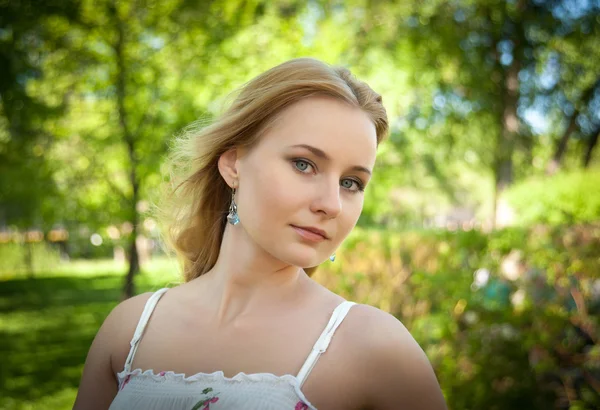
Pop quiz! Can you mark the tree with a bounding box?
[346,0,599,226]
[0,0,80,230]
[541,2,600,173]
[0,0,82,274]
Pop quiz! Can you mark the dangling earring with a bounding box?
[329,253,336,262]
[227,187,240,225]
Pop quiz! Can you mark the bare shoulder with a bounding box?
[343,303,447,410]
[73,291,155,409]
[341,303,421,364]
[106,291,155,329]
[344,303,410,339]
[105,291,156,373]
[87,291,156,375]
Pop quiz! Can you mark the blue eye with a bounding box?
[293,159,313,173]
[341,178,363,192]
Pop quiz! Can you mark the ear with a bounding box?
[218,148,240,188]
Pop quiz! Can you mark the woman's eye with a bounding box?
[293,159,313,173]
[341,178,363,192]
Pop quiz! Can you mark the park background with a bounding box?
[1,0,599,409]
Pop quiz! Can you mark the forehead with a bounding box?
[255,96,378,167]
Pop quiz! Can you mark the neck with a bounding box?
[199,223,309,327]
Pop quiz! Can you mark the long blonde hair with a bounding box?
[157,58,388,282]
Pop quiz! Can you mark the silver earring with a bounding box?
[329,253,336,262]
[227,187,240,225]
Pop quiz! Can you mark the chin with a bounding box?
[278,247,323,269]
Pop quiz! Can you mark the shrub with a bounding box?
[505,168,600,226]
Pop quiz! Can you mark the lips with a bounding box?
[291,225,329,242]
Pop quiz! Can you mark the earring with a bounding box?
[329,253,336,262]
[227,187,240,225]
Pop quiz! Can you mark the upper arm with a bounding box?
[360,308,447,410]
[73,293,152,410]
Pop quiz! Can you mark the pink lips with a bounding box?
[291,225,328,242]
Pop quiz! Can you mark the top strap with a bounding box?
[123,288,169,373]
[296,300,356,387]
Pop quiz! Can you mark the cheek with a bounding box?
[338,199,363,237]
[238,160,302,229]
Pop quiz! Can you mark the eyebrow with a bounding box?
[290,144,372,175]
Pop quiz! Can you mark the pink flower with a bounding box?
[191,392,219,410]
[295,401,309,410]
[203,397,219,409]
[159,371,166,376]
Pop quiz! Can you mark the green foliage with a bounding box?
[2,0,599,236]
[506,167,600,225]
[0,0,79,228]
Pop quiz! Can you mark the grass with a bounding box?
[0,257,182,410]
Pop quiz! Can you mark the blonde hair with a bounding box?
[157,58,388,282]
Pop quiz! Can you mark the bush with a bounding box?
[505,167,600,226]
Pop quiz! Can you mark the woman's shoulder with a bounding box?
[315,281,410,341]
[104,290,159,374]
[73,290,161,409]
[341,302,416,350]
[105,290,158,335]
[340,302,446,409]
[343,302,432,369]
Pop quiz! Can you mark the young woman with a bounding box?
[74,58,447,410]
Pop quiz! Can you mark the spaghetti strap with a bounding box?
[123,288,169,373]
[296,300,356,388]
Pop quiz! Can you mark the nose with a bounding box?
[310,177,342,218]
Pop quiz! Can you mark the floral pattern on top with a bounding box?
[191,387,220,410]
[188,387,308,410]
[121,373,309,409]
[120,374,131,390]
[295,401,309,410]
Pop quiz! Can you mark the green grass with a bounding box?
[0,257,182,410]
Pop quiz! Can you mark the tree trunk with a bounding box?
[547,77,600,175]
[123,221,139,299]
[493,45,521,228]
[113,5,140,299]
[25,241,34,278]
[583,126,599,168]
[492,1,526,229]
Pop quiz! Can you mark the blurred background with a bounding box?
[1,0,599,409]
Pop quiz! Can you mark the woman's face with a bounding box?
[235,96,378,268]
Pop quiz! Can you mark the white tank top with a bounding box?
[109,288,356,410]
